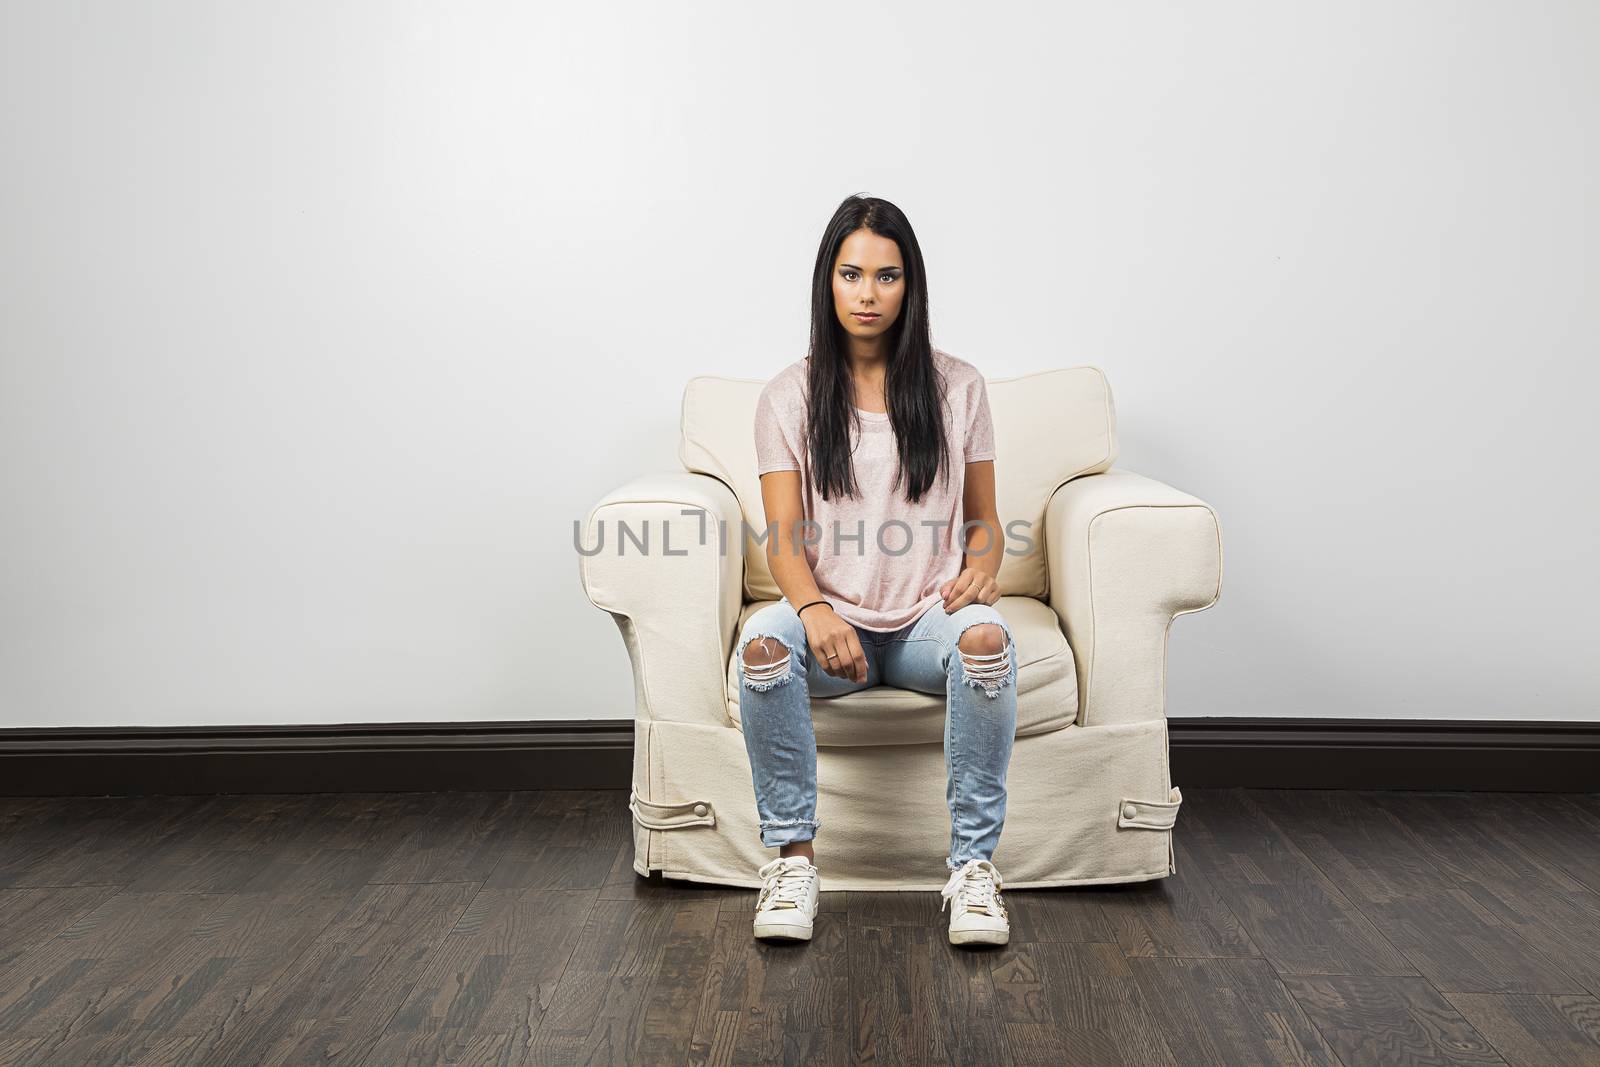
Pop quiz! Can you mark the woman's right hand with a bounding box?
[801,606,868,683]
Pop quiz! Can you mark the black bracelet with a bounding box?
[796,599,828,618]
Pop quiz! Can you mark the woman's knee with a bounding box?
[947,604,1011,646]
[957,623,1007,656]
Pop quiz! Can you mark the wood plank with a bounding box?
[689,907,848,1064]
[92,889,355,1061]
[1490,793,1600,897]
[1443,992,1600,1066]
[1092,836,1262,959]
[1179,787,1417,977]
[1128,955,1342,1066]
[0,795,210,889]
[482,792,624,892]
[993,941,1178,1066]
[1282,973,1508,1065]
[0,885,123,975]
[362,887,595,1065]
[0,891,236,1042]
[193,880,479,1065]
[363,791,532,886]
[1380,791,1600,997]
[529,897,724,1064]
[1000,887,1118,944]
[1255,790,1585,994]
[843,921,914,1064]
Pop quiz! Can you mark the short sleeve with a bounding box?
[964,374,996,463]
[754,384,802,475]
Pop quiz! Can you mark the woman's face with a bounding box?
[832,228,904,341]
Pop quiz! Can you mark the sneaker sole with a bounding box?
[949,926,1010,946]
[753,920,815,941]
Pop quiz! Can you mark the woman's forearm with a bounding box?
[961,511,1004,582]
[765,522,825,607]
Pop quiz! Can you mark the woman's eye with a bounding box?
[880,274,896,284]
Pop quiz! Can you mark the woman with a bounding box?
[737,194,1018,948]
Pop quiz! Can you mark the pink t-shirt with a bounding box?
[753,347,997,632]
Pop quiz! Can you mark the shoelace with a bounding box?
[940,858,1005,916]
[756,857,816,911]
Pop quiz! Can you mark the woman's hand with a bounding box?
[801,606,868,683]
[940,568,1001,613]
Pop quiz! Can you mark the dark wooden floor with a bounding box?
[2,787,1599,1065]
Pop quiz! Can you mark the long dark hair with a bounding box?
[805,194,951,505]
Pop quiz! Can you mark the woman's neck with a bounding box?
[842,339,888,411]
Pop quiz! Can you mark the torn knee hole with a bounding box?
[741,635,794,687]
[743,636,787,668]
[957,624,1013,695]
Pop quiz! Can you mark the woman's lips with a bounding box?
[852,313,880,322]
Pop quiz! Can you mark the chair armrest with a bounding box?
[1043,468,1223,727]
[578,471,746,728]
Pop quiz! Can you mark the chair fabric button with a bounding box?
[1122,802,1138,820]
[693,803,708,817]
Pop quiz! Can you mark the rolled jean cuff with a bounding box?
[759,817,820,847]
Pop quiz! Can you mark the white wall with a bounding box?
[1,1,1594,728]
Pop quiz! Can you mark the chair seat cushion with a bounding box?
[724,595,1079,746]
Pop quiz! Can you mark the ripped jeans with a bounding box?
[735,595,1018,871]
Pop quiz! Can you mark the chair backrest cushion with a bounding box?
[679,361,1117,602]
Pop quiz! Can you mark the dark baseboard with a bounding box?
[1167,717,1600,792]
[0,717,1595,797]
[0,722,635,798]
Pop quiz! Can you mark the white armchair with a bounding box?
[578,366,1222,890]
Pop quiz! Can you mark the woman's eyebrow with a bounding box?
[839,263,903,271]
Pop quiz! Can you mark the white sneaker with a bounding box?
[940,858,1010,946]
[753,855,821,941]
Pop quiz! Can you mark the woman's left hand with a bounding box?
[940,568,1001,613]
